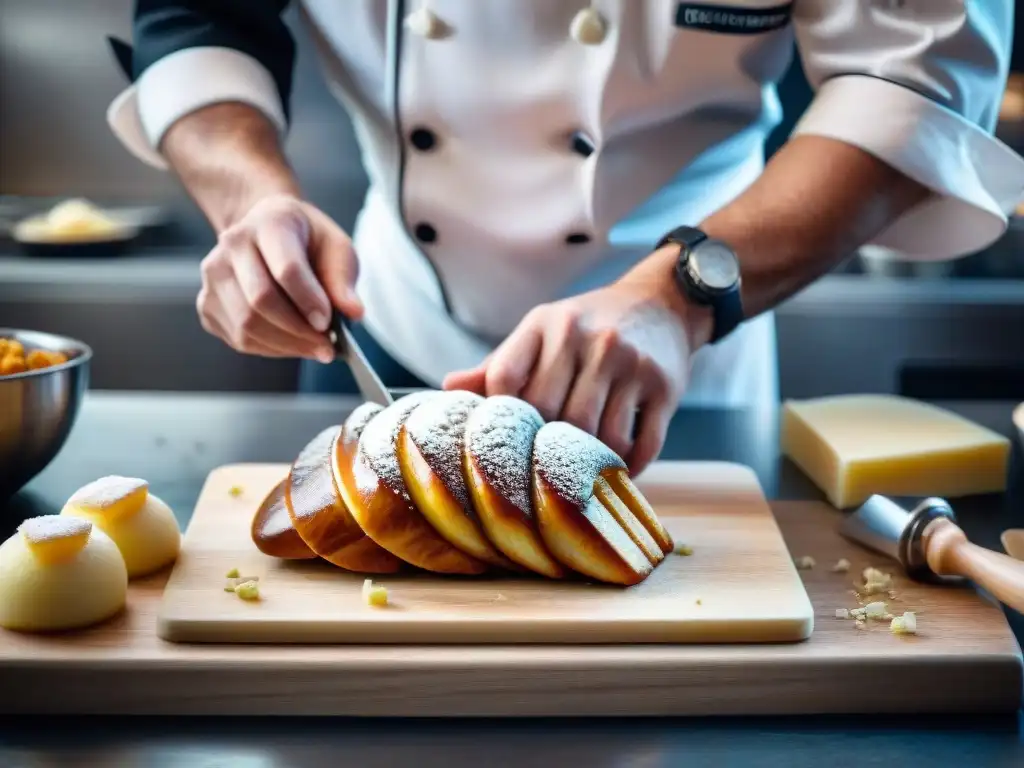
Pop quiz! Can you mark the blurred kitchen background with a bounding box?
[1,0,1023,400]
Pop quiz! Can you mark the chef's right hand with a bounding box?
[196,194,363,363]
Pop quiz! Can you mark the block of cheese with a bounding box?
[781,395,1010,508]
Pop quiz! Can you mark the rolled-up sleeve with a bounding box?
[791,0,1024,259]
[107,0,294,170]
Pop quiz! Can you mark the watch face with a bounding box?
[690,240,739,292]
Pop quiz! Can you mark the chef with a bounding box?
[108,1,1022,473]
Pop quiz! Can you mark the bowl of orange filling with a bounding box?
[0,330,92,498]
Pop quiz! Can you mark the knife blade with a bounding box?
[328,312,393,406]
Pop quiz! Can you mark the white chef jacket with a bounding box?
[107,0,1024,409]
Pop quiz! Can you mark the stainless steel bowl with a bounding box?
[0,329,91,498]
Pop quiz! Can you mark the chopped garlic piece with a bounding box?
[862,567,894,594]
[674,544,693,556]
[864,601,887,619]
[225,567,240,579]
[234,580,260,600]
[830,558,851,573]
[362,578,388,607]
[835,608,850,619]
[794,556,816,570]
[890,612,917,635]
[850,607,866,619]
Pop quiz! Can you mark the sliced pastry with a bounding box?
[287,414,402,573]
[333,391,488,575]
[399,390,519,570]
[532,422,669,585]
[463,395,565,578]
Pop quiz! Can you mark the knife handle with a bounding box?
[924,517,1024,614]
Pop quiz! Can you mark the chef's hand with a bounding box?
[196,194,363,363]
[444,248,710,474]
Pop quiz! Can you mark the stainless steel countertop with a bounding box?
[1,392,1022,766]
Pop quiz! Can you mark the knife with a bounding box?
[328,311,393,406]
[840,494,1024,614]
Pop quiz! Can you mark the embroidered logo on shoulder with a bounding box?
[675,2,793,34]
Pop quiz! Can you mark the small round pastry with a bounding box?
[0,516,127,632]
[399,390,519,570]
[462,395,565,578]
[532,422,669,585]
[62,476,181,578]
[287,414,402,573]
[333,391,487,575]
[251,479,318,559]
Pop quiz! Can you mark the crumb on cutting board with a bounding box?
[362,578,388,607]
[228,485,244,497]
[234,580,260,601]
[674,544,693,556]
[224,573,258,594]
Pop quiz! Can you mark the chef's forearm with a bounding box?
[160,102,301,233]
[636,134,930,349]
[700,135,928,317]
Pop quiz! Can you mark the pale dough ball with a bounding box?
[0,518,128,632]
[64,492,181,578]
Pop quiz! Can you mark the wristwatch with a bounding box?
[655,225,744,344]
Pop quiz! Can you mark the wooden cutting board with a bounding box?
[0,462,1020,716]
[156,462,814,645]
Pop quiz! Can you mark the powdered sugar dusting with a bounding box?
[290,426,342,520]
[358,390,438,498]
[68,476,147,508]
[533,421,625,508]
[20,515,91,544]
[343,401,384,442]
[406,390,483,509]
[259,492,294,537]
[465,395,544,516]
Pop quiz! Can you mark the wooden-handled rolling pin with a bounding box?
[925,517,1024,614]
[840,495,1024,614]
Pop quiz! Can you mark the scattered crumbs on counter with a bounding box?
[890,612,917,635]
[864,601,887,619]
[861,567,894,595]
[830,558,850,574]
[794,555,816,570]
[674,544,693,556]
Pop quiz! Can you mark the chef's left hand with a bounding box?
[444,253,708,474]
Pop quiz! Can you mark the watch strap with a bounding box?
[656,225,743,345]
[707,280,743,344]
[656,225,706,252]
